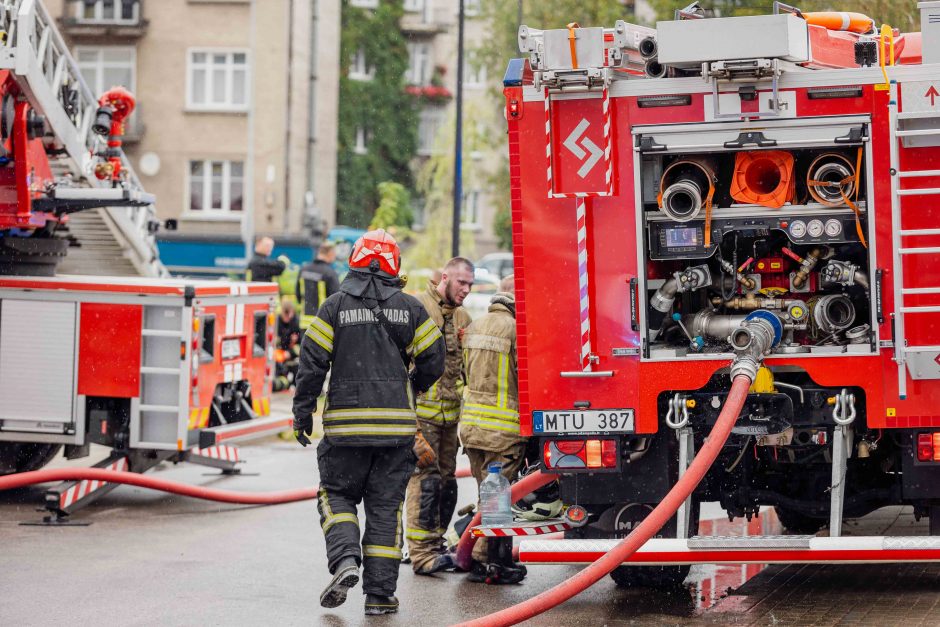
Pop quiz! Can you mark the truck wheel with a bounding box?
[0,443,63,475]
[608,500,699,589]
[930,505,940,536]
[774,506,826,534]
[610,564,691,589]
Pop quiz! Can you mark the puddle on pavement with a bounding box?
[687,507,783,612]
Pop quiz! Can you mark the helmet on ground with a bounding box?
[511,480,563,521]
[349,228,401,276]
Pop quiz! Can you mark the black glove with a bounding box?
[293,414,313,447]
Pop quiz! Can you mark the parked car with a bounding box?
[462,270,499,320]
[476,252,513,280]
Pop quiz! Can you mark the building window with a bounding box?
[76,0,139,24]
[403,0,424,11]
[350,0,378,8]
[406,42,431,86]
[464,0,481,17]
[188,160,244,214]
[75,46,136,96]
[349,48,374,81]
[462,189,481,228]
[417,107,445,156]
[187,50,249,111]
[463,52,487,89]
[354,127,369,155]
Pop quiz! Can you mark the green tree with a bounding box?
[370,181,413,230]
[337,1,418,228]
[406,105,490,271]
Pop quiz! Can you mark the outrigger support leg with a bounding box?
[33,449,173,525]
[179,445,242,474]
[829,389,857,537]
[666,393,695,539]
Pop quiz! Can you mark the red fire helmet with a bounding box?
[349,228,401,276]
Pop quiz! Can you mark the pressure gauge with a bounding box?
[789,220,807,239]
[825,219,842,237]
[807,219,825,238]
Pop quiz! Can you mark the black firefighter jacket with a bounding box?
[293,270,445,447]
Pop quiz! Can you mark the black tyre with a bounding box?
[610,563,691,589]
[774,506,826,534]
[929,505,940,536]
[608,500,699,589]
[0,442,63,475]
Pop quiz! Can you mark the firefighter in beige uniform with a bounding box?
[459,278,528,584]
[405,257,474,574]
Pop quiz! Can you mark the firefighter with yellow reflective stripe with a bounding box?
[405,257,474,575]
[292,229,444,616]
[459,277,529,584]
[297,241,340,330]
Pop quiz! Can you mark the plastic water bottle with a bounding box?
[480,462,512,526]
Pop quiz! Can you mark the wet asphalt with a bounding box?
[1,398,937,626]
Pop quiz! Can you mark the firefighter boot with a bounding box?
[364,594,399,616]
[414,550,457,576]
[466,538,527,585]
[320,556,360,609]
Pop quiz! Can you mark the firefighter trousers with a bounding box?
[405,416,460,571]
[466,444,527,563]
[316,439,415,596]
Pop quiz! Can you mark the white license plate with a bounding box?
[533,409,635,434]
[221,338,241,360]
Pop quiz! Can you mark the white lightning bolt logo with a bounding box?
[563,118,602,179]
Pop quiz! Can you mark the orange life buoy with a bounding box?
[803,11,875,35]
[730,150,795,209]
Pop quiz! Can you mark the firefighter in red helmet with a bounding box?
[293,228,445,616]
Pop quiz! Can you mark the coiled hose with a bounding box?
[454,374,752,627]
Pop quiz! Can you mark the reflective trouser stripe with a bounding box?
[323,512,359,533]
[405,527,445,541]
[363,544,403,560]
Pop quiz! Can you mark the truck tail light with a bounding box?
[543,439,618,470]
[916,432,940,462]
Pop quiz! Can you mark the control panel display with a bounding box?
[665,227,699,247]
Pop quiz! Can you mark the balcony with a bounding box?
[59,0,149,40]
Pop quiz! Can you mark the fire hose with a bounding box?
[0,462,476,503]
[0,468,318,505]
[454,375,751,627]
[454,312,778,627]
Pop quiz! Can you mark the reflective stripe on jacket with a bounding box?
[293,271,445,446]
[416,282,471,412]
[459,296,525,452]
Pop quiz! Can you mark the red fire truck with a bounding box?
[506,2,940,584]
[0,2,289,521]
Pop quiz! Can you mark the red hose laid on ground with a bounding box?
[0,468,318,505]
[455,375,752,627]
[455,469,559,571]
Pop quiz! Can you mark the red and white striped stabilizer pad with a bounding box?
[471,519,573,537]
[518,535,940,565]
[188,445,240,462]
[59,457,129,510]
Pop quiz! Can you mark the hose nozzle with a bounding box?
[729,310,782,381]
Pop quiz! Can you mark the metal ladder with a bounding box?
[888,80,940,399]
[0,0,167,277]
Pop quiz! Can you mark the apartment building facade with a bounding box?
[52,0,340,271]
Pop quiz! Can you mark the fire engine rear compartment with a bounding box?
[634,115,878,362]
